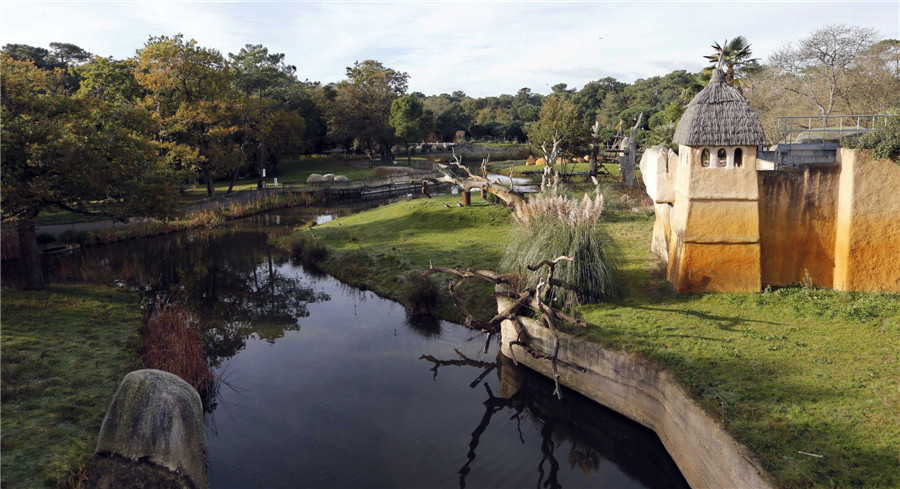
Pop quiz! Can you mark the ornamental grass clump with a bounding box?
[501,191,622,311]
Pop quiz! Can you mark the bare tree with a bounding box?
[769,24,880,115]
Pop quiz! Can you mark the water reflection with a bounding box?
[12,198,688,488]
[418,351,689,489]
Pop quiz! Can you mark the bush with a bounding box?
[501,192,622,311]
[142,300,213,394]
[843,116,900,161]
[283,234,327,265]
[402,273,440,316]
[36,232,57,245]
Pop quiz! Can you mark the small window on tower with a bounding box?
[717,148,727,168]
[701,149,710,168]
[734,148,743,168]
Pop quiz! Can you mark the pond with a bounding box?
[31,199,689,489]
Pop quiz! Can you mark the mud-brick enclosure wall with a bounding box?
[758,149,900,292]
[758,165,841,288]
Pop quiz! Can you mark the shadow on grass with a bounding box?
[634,304,780,332]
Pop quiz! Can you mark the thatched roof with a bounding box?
[673,69,765,146]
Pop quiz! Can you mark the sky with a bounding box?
[1,1,898,97]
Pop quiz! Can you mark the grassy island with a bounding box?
[1,285,143,488]
[278,191,900,488]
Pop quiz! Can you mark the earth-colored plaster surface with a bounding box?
[758,165,840,288]
[833,149,900,292]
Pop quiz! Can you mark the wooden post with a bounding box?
[462,190,471,206]
[480,188,487,200]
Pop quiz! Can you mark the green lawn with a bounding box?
[278,185,900,488]
[1,284,143,489]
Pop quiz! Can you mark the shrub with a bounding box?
[282,233,327,265]
[501,192,622,311]
[402,273,440,316]
[843,116,900,161]
[36,232,57,245]
[142,300,213,394]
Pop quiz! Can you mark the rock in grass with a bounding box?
[88,369,207,489]
[307,173,325,183]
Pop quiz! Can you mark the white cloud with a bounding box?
[2,1,897,96]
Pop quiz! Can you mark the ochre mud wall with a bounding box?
[834,149,900,292]
[758,165,840,288]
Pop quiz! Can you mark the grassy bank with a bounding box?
[275,188,900,488]
[274,194,513,320]
[1,284,143,488]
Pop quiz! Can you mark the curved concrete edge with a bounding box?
[90,369,207,489]
[498,296,774,489]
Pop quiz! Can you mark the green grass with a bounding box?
[180,157,426,201]
[274,194,513,320]
[276,184,900,488]
[1,284,143,488]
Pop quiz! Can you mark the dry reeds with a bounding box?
[503,187,622,310]
[141,300,213,394]
[512,192,605,228]
[90,192,305,246]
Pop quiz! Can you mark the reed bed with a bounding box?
[502,189,622,311]
[91,192,308,245]
[141,300,213,394]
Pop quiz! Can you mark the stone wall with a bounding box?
[758,165,841,288]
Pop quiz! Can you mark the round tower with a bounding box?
[667,68,766,293]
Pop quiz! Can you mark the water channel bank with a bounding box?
[498,294,773,489]
[6,200,689,489]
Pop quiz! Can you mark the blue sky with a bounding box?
[2,1,898,97]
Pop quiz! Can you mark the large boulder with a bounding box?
[525,155,537,166]
[333,175,349,182]
[88,369,207,489]
[535,157,546,166]
[323,173,335,182]
[306,173,325,183]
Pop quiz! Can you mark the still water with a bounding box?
[42,201,689,488]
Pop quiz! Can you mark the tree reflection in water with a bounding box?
[420,351,689,489]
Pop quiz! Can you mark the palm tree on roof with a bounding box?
[703,36,762,91]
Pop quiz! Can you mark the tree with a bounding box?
[433,102,470,142]
[135,34,237,196]
[228,44,305,189]
[327,60,408,161]
[527,96,590,180]
[76,56,146,103]
[769,24,880,115]
[390,95,431,163]
[704,36,761,89]
[1,54,181,289]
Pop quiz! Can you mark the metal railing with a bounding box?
[776,114,898,145]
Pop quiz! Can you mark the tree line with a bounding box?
[2,24,897,289]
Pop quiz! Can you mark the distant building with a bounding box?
[643,69,900,293]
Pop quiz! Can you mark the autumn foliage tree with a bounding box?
[135,34,240,197]
[0,53,181,289]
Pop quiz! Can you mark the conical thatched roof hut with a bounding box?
[673,69,765,146]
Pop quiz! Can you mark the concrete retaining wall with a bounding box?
[498,296,773,489]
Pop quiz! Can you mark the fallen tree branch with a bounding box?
[423,256,586,400]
